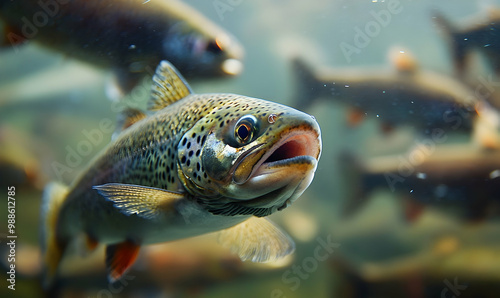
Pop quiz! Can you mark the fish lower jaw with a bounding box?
[238,159,318,209]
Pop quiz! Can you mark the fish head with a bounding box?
[177,95,321,217]
[162,22,244,78]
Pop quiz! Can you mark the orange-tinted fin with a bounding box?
[2,24,26,48]
[113,108,147,139]
[347,108,365,127]
[380,122,395,135]
[403,197,425,223]
[118,109,147,130]
[40,182,69,288]
[86,234,99,252]
[106,240,140,283]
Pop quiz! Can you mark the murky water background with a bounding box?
[1,0,500,297]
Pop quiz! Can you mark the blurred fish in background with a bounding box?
[0,0,244,97]
[292,49,483,135]
[339,144,500,222]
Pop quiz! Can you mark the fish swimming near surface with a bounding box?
[40,60,322,286]
[433,9,500,78]
[292,51,480,134]
[0,0,244,95]
[340,144,500,222]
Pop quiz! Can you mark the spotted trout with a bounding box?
[0,0,244,94]
[40,61,322,286]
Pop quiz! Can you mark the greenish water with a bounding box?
[2,0,500,297]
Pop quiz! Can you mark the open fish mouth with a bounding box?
[252,131,320,179]
[232,128,321,210]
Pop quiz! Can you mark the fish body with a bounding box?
[0,0,244,93]
[341,144,500,220]
[292,53,478,133]
[41,61,321,285]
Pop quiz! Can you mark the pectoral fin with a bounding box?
[106,240,140,283]
[216,217,295,262]
[93,183,185,220]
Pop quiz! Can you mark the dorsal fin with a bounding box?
[148,60,193,111]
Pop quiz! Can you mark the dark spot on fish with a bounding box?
[188,150,194,157]
[181,156,187,164]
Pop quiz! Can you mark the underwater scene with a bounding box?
[2,0,500,297]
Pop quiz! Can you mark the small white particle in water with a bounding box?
[143,0,150,3]
[376,114,380,118]
[490,169,500,179]
[484,44,491,48]
[411,101,414,104]
[129,45,136,50]
[372,0,377,2]
[464,38,468,41]
[345,85,349,88]
[400,50,405,53]
[410,189,414,193]
[416,172,427,179]
[382,90,386,94]
[323,84,327,87]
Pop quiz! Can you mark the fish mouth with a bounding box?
[231,128,321,211]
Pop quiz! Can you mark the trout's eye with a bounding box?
[234,115,259,144]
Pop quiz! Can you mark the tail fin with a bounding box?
[40,182,69,288]
[290,57,321,111]
[432,10,467,76]
[338,151,371,218]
